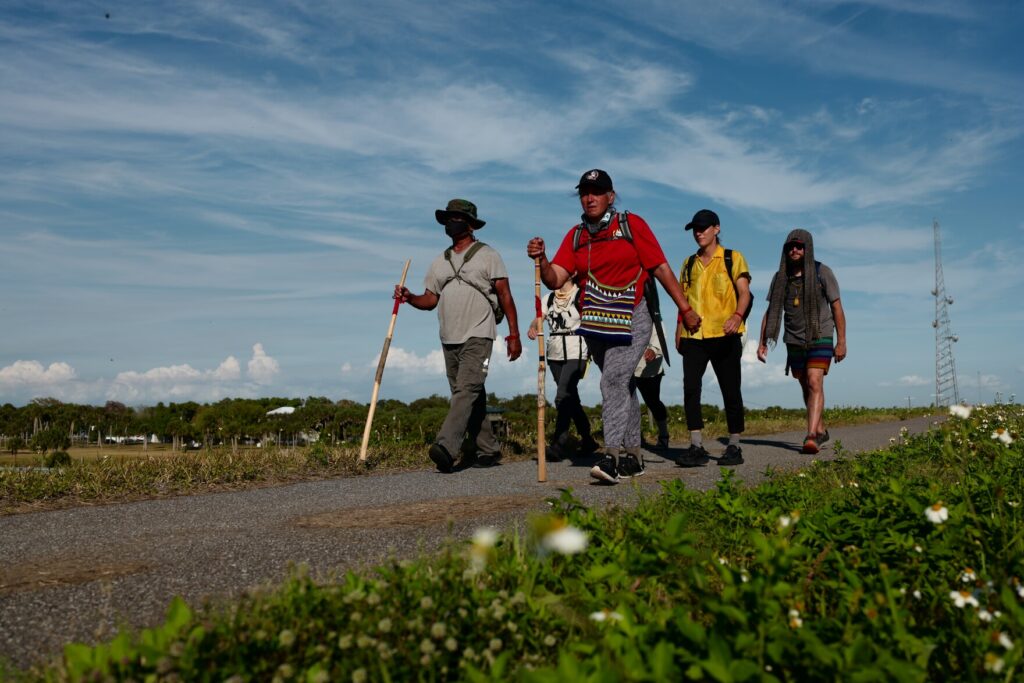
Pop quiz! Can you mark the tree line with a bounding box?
[0,395,544,454]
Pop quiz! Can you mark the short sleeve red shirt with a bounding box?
[551,212,667,306]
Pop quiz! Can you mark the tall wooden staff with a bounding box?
[359,259,411,463]
[534,258,547,482]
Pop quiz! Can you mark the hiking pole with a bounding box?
[534,258,547,482]
[359,259,412,463]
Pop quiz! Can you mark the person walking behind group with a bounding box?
[756,229,846,455]
[635,323,670,450]
[676,209,751,467]
[395,199,522,473]
[527,169,701,485]
[526,280,599,461]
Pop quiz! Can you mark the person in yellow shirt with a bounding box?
[676,209,752,467]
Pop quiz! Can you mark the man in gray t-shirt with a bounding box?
[395,199,522,473]
[757,229,847,455]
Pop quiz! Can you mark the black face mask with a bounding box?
[445,221,470,239]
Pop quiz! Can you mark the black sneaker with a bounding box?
[473,453,502,468]
[578,437,601,456]
[428,443,454,473]
[619,452,646,478]
[718,444,743,466]
[589,455,620,484]
[817,430,830,446]
[655,434,670,450]
[546,442,565,462]
[677,444,710,467]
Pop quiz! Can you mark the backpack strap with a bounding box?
[682,254,697,287]
[572,211,634,251]
[439,242,504,322]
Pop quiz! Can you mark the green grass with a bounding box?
[13,404,1022,682]
[0,407,933,515]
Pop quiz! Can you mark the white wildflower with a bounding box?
[589,609,624,623]
[949,404,973,419]
[541,526,588,555]
[984,653,1005,673]
[992,428,1014,445]
[950,590,979,608]
[925,503,949,524]
[978,609,993,622]
[472,527,499,548]
[960,568,977,583]
[998,632,1014,650]
[788,608,803,629]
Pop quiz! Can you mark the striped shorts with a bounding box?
[786,337,834,379]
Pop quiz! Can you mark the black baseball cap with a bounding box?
[685,209,720,231]
[575,169,613,193]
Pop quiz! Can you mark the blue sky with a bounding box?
[1,0,1022,409]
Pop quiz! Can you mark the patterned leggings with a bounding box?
[586,300,652,451]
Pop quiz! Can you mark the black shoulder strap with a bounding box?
[444,241,485,277]
[617,211,633,241]
[723,248,734,281]
[572,224,584,252]
[547,291,556,309]
[572,212,634,251]
[683,254,697,287]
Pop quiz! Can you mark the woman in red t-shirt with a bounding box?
[527,169,700,484]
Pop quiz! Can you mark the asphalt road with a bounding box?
[0,416,937,670]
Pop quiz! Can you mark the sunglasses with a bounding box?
[785,242,805,251]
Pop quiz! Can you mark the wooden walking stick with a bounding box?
[359,259,412,463]
[534,258,547,482]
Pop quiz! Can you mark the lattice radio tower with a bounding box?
[932,220,960,406]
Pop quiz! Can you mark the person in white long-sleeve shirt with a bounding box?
[527,279,599,460]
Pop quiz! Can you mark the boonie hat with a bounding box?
[435,198,485,229]
[575,169,613,193]
[685,209,720,231]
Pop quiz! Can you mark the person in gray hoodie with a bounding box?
[756,229,847,454]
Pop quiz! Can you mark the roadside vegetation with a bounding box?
[0,397,932,514]
[9,404,1020,681]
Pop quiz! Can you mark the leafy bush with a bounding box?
[39,404,1022,682]
[43,451,71,468]
[29,427,70,454]
[6,436,24,455]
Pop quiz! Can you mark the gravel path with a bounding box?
[0,416,937,669]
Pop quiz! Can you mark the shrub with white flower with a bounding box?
[925,503,949,524]
[949,404,973,419]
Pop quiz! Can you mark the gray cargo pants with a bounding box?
[436,337,500,457]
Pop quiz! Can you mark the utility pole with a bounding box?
[932,220,960,406]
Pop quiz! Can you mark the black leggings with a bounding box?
[549,359,591,443]
[679,335,745,434]
[636,374,668,423]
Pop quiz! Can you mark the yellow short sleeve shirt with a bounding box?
[678,245,751,340]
